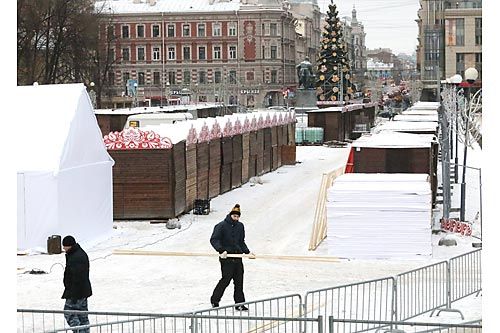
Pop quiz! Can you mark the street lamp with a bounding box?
[459,67,478,222]
[133,82,138,107]
[89,81,97,108]
[449,74,462,183]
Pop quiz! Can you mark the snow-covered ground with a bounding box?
[16,145,482,323]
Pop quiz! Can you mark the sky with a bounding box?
[317,0,421,55]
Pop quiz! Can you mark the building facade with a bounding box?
[349,6,367,90]
[289,0,322,68]
[415,0,481,100]
[97,0,298,109]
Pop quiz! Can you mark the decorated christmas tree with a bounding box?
[315,2,354,103]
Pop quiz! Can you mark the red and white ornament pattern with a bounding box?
[104,127,173,150]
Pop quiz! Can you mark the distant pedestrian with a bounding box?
[61,235,92,333]
[210,204,255,311]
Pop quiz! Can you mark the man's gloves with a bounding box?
[219,251,228,259]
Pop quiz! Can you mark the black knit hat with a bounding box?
[230,204,241,216]
[62,235,76,247]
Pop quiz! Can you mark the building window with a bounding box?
[168,46,176,60]
[270,23,278,36]
[246,72,254,81]
[214,70,222,83]
[228,23,237,36]
[229,46,237,59]
[107,25,115,38]
[183,70,191,84]
[271,70,278,83]
[229,70,237,84]
[475,53,482,78]
[213,23,222,36]
[122,25,129,38]
[108,72,115,85]
[198,24,206,37]
[262,45,265,59]
[137,24,145,38]
[138,72,145,85]
[168,71,176,85]
[121,47,130,61]
[152,24,160,38]
[270,45,277,59]
[475,18,482,45]
[456,53,465,77]
[167,24,175,37]
[198,46,206,60]
[152,46,161,61]
[123,72,130,83]
[183,24,190,37]
[153,71,160,85]
[213,46,222,60]
[199,71,207,84]
[137,47,145,61]
[456,18,465,46]
[183,46,191,60]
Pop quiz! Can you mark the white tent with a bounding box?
[16,83,114,252]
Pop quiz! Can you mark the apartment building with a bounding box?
[97,0,298,109]
[415,0,481,100]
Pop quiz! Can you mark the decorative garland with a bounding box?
[104,127,173,150]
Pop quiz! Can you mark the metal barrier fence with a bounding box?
[328,317,482,333]
[449,249,482,303]
[395,261,449,321]
[17,309,324,333]
[191,294,304,333]
[304,277,395,333]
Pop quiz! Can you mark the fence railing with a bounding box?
[18,250,482,332]
[328,317,482,333]
[304,277,395,333]
[449,249,482,302]
[17,309,323,333]
[395,261,449,321]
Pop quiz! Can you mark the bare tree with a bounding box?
[17,0,119,108]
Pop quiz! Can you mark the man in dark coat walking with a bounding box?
[61,235,92,333]
[210,204,254,310]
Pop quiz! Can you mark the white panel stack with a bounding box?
[325,173,432,259]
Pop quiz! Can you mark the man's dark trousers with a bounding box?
[211,258,245,304]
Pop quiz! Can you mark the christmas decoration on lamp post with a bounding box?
[315,1,354,104]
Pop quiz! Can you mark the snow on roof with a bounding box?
[15,83,112,172]
[306,104,365,113]
[393,114,439,122]
[411,101,440,111]
[352,131,435,148]
[373,121,438,133]
[96,0,240,14]
[402,109,438,116]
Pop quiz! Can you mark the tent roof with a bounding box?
[15,83,113,173]
[352,131,435,148]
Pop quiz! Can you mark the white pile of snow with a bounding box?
[325,173,433,259]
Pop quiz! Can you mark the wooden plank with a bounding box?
[113,249,340,263]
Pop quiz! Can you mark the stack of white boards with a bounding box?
[325,173,432,259]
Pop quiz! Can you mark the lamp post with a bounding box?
[459,67,478,222]
[133,82,138,107]
[449,74,462,183]
[89,81,97,108]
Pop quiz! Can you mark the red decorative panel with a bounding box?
[210,120,222,139]
[186,124,198,147]
[199,122,210,143]
[250,116,258,131]
[222,119,233,137]
[104,127,173,150]
[243,21,256,60]
[257,114,264,129]
[233,118,242,134]
[242,116,251,133]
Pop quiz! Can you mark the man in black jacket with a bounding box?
[210,204,254,311]
[61,235,92,333]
